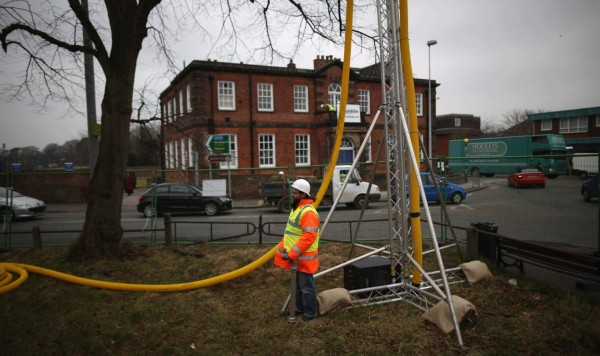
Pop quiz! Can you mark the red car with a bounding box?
[507,167,546,188]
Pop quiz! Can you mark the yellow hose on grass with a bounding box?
[0,246,277,293]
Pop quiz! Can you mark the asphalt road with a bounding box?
[2,176,597,251]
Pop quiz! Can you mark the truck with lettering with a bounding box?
[260,165,381,213]
[447,134,567,178]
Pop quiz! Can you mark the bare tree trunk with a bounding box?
[74,65,136,257]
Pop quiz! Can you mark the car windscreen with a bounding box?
[0,187,23,197]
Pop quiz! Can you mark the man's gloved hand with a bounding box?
[281,250,290,260]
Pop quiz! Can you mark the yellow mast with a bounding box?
[399,0,423,284]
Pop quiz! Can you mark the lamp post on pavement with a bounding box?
[427,39,437,160]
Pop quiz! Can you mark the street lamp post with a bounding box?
[427,39,437,160]
[1,143,5,172]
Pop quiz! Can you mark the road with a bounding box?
[448,176,597,249]
[2,176,597,250]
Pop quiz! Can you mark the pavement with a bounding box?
[46,181,486,213]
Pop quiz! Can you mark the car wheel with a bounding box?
[450,192,463,204]
[143,204,157,218]
[514,181,519,188]
[353,195,367,210]
[205,202,219,216]
[277,197,291,214]
[583,189,591,202]
[540,183,546,188]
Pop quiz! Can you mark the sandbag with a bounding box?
[459,260,493,283]
[422,295,477,334]
[317,288,352,315]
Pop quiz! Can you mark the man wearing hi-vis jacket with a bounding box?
[274,179,320,321]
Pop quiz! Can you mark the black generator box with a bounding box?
[344,256,392,290]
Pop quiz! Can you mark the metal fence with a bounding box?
[1,213,471,252]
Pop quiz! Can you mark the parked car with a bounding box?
[392,173,467,204]
[136,182,232,217]
[507,167,545,188]
[581,176,599,202]
[419,172,467,204]
[0,186,47,220]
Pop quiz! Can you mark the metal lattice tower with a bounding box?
[372,0,465,346]
[377,0,411,277]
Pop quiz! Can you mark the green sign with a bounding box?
[204,135,230,154]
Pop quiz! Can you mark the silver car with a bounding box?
[0,186,47,220]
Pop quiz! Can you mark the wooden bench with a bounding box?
[494,235,600,281]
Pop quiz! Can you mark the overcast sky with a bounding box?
[1,0,599,150]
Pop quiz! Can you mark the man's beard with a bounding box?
[291,197,301,210]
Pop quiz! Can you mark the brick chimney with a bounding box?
[287,59,296,69]
[313,55,336,70]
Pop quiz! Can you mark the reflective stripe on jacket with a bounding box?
[273,199,320,274]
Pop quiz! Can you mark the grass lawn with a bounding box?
[1,242,599,354]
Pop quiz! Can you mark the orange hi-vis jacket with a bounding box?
[274,199,320,274]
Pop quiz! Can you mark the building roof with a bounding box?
[527,107,600,121]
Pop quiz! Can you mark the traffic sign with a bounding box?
[204,135,230,154]
[208,154,231,162]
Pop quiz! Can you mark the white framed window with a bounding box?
[217,134,238,169]
[541,120,552,131]
[186,83,192,113]
[168,99,174,123]
[295,134,310,166]
[171,141,178,168]
[188,137,193,167]
[455,117,461,127]
[178,90,184,117]
[257,83,273,112]
[416,93,423,116]
[258,134,276,167]
[294,85,309,113]
[180,138,186,168]
[328,83,341,108]
[358,89,370,115]
[165,141,171,169]
[162,104,167,122]
[218,81,235,110]
[596,115,600,127]
[419,133,424,161]
[560,117,587,133]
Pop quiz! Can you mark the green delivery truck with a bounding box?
[447,134,568,178]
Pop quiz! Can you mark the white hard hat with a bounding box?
[291,179,311,196]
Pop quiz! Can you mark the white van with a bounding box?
[572,153,598,180]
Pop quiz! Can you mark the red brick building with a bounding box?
[159,55,436,181]
[528,107,600,153]
[434,114,482,156]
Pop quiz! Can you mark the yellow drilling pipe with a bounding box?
[400,0,424,285]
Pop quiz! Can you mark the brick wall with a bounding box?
[2,172,90,203]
